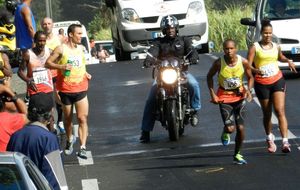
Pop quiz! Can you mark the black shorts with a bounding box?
[254,77,286,99]
[58,91,87,105]
[219,100,246,126]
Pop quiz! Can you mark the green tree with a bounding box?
[87,2,112,40]
[31,0,62,28]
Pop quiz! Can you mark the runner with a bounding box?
[207,39,254,164]
[247,20,296,153]
[46,24,91,159]
[41,17,65,134]
[17,31,55,132]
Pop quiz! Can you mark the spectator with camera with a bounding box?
[0,84,28,152]
[7,92,68,190]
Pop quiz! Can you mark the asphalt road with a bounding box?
[16,53,300,190]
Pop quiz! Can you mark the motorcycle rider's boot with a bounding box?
[190,111,198,127]
[140,130,150,143]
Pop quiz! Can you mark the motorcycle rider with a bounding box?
[140,15,201,143]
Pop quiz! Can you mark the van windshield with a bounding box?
[262,0,300,20]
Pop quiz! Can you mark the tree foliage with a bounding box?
[88,2,112,39]
[205,0,256,10]
[31,0,62,28]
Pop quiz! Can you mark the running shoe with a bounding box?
[281,141,291,153]
[233,153,247,165]
[57,121,66,134]
[77,148,87,159]
[266,134,277,153]
[221,132,230,146]
[64,135,76,155]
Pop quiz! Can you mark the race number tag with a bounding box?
[259,63,279,77]
[223,77,241,90]
[33,69,49,84]
[68,55,83,68]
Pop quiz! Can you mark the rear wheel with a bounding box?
[166,99,179,141]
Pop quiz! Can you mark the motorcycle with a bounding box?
[145,51,195,141]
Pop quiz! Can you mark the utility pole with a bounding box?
[45,0,52,18]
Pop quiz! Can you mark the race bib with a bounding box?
[223,77,241,90]
[259,63,279,78]
[32,69,49,84]
[68,55,83,68]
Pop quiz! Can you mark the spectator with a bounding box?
[89,37,97,57]
[58,28,67,43]
[0,84,28,152]
[0,52,13,87]
[97,45,110,63]
[7,92,68,190]
[14,0,36,50]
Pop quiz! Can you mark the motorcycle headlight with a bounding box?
[162,69,177,84]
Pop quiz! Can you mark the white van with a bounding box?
[240,0,300,71]
[52,20,92,65]
[105,0,209,61]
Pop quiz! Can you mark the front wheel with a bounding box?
[166,99,179,141]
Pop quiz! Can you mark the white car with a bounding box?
[240,0,300,71]
[105,0,209,61]
[0,152,68,190]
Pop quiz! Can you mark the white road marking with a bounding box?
[82,179,99,190]
[77,151,94,165]
[123,80,144,86]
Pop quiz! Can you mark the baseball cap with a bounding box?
[28,93,54,114]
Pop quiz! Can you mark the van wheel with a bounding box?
[115,47,130,61]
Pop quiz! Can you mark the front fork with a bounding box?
[177,70,183,121]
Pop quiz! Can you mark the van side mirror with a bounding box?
[105,0,115,8]
[240,18,256,27]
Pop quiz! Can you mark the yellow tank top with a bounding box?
[253,42,282,84]
[218,55,244,90]
[46,35,61,78]
[46,35,61,51]
[57,44,88,93]
[0,53,4,78]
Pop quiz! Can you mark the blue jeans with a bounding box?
[141,73,201,132]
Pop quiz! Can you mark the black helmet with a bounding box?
[160,15,179,35]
